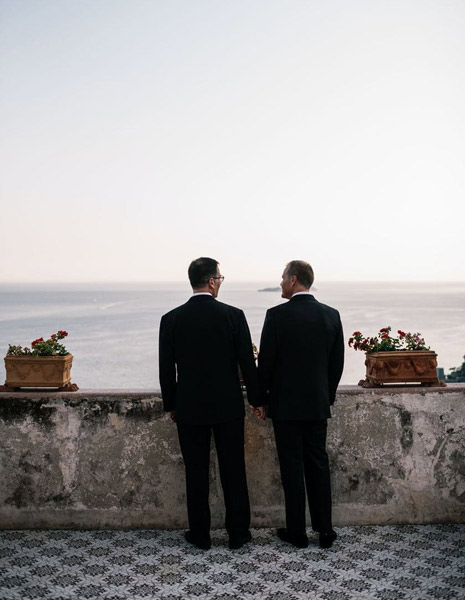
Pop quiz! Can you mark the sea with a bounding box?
[0,281,464,389]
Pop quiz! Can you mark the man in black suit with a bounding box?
[258,260,344,549]
[159,257,261,550]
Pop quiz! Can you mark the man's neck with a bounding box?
[292,284,310,295]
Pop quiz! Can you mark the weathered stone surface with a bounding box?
[0,386,464,529]
[330,388,465,525]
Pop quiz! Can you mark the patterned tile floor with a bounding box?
[0,525,464,600]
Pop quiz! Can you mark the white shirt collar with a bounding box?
[192,292,213,297]
[292,291,311,297]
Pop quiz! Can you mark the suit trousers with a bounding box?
[273,419,333,535]
[176,417,250,538]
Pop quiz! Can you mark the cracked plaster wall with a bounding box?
[0,386,464,529]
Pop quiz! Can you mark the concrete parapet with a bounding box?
[0,386,464,529]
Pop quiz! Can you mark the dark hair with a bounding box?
[188,257,219,288]
[285,260,314,289]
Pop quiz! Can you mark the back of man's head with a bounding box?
[188,257,219,289]
[286,260,314,289]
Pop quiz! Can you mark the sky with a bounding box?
[1,0,464,283]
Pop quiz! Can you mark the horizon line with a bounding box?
[0,279,464,285]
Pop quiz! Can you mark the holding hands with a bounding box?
[249,405,266,420]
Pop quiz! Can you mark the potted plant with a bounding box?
[239,343,258,388]
[1,330,78,391]
[349,327,444,388]
[446,355,465,382]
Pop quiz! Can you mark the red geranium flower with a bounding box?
[348,326,429,353]
[7,330,71,357]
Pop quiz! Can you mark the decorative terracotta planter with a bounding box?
[359,350,444,388]
[2,354,78,391]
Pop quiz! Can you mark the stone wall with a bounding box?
[0,386,464,529]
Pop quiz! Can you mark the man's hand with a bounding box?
[249,405,266,420]
[168,411,176,423]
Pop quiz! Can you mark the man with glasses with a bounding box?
[258,260,344,549]
[159,257,261,550]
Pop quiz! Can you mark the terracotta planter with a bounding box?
[359,350,444,388]
[3,354,78,391]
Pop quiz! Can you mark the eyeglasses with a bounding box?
[212,275,225,282]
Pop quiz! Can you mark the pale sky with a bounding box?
[1,0,464,283]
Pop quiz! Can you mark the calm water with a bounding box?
[0,281,464,388]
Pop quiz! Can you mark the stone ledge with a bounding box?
[0,383,463,399]
[0,386,464,529]
[0,389,163,399]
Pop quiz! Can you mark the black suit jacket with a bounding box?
[258,294,344,420]
[159,295,260,424]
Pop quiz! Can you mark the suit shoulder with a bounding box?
[161,303,187,320]
[313,301,342,329]
[265,303,287,316]
[268,298,340,319]
[316,300,341,319]
[214,300,244,316]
